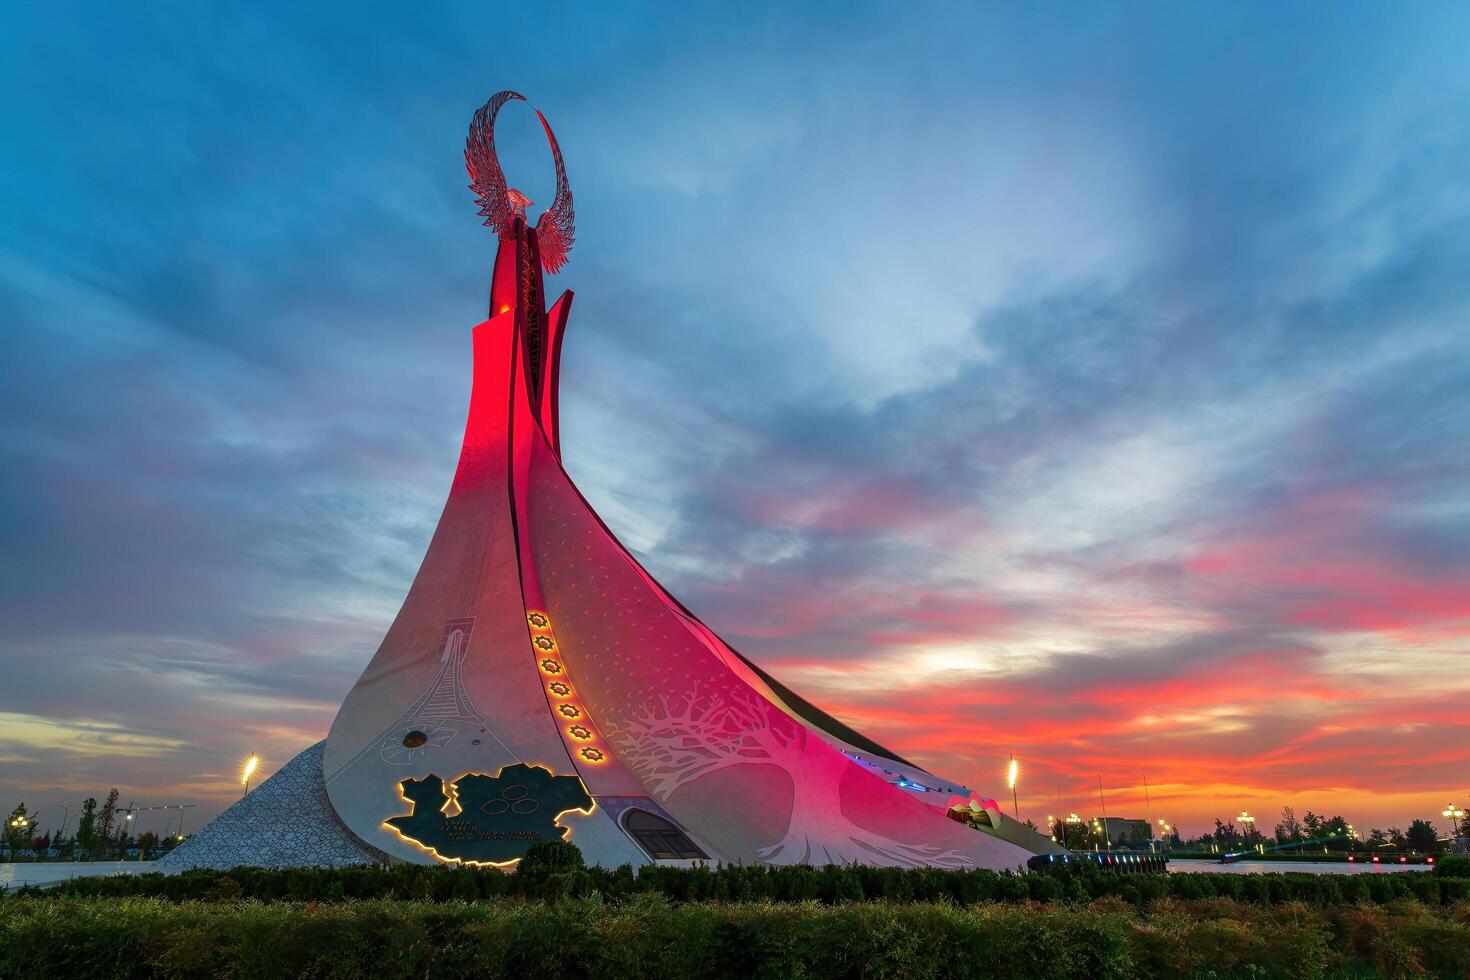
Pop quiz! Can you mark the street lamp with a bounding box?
[242,755,260,796]
[1443,803,1466,839]
[1007,757,1019,820]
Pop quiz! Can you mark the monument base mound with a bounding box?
[161,742,389,871]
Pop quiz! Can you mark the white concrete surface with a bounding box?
[1168,858,1427,874]
[0,861,160,889]
[1,855,1435,886]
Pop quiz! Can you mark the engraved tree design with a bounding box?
[610,687,972,868]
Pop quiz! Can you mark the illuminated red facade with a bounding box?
[316,92,1046,869]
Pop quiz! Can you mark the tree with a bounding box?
[1405,819,1438,853]
[1274,806,1303,843]
[615,686,971,867]
[1367,828,1388,849]
[97,789,119,858]
[75,797,98,857]
[1388,826,1407,851]
[1318,815,1351,850]
[1052,818,1103,851]
[1211,818,1243,849]
[136,831,158,858]
[1302,811,1323,839]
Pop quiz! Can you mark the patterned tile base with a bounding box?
[160,741,391,870]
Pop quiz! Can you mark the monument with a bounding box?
[164,92,1056,871]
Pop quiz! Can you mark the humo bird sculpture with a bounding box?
[464,90,576,274]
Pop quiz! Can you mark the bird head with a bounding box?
[506,187,533,219]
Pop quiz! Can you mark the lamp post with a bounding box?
[123,809,135,859]
[175,803,194,839]
[10,814,29,858]
[1007,756,1019,820]
[56,804,71,841]
[1238,810,1254,847]
[1443,803,1466,852]
[1157,819,1172,852]
[242,755,260,797]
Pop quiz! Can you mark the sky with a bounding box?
[2,2,1468,840]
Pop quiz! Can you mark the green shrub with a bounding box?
[517,839,586,882]
[26,854,1470,914]
[8,894,1466,978]
[1435,854,1470,878]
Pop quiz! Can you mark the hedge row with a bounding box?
[28,861,1470,908]
[5,895,1470,979]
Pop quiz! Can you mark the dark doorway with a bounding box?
[622,808,708,860]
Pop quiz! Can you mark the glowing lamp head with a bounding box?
[1007,758,1018,789]
[241,755,259,786]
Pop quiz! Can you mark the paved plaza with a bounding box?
[0,862,160,889]
[1168,859,1424,875]
[0,857,1433,888]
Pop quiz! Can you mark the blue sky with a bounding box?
[3,2,1469,833]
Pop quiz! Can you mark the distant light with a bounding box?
[1007,758,1019,790]
[242,755,259,786]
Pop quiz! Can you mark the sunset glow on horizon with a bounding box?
[2,3,1468,839]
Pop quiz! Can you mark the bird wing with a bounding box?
[532,108,575,274]
[464,91,526,235]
